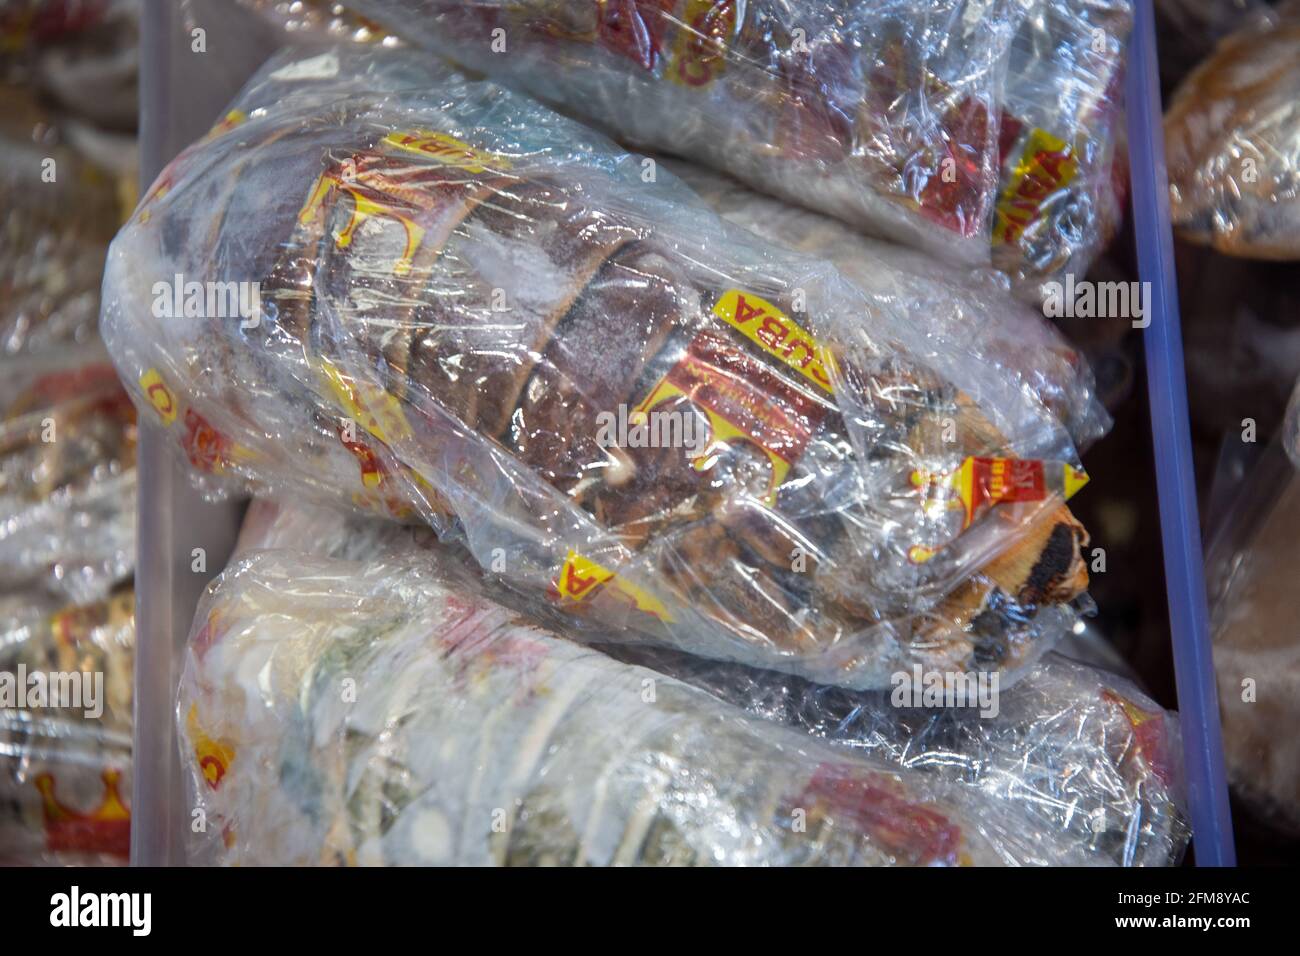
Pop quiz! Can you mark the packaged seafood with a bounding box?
[181,499,1134,866]
[222,498,1186,867]
[280,0,1131,294]
[103,45,1093,689]
[660,156,1111,449]
[0,346,137,604]
[0,586,133,865]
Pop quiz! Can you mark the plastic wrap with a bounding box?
[0,586,133,865]
[181,549,1014,866]
[0,85,124,356]
[103,45,1097,690]
[661,156,1112,450]
[323,0,1019,268]
[0,346,136,863]
[994,0,1129,298]
[1166,2,1300,260]
[226,498,1186,866]
[293,0,1131,296]
[1205,433,1300,836]
[610,646,1188,866]
[210,0,395,44]
[177,498,1143,866]
[0,346,136,604]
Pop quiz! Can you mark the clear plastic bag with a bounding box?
[1204,431,1300,836]
[103,45,1094,689]
[290,0,1130,295]
[0,346,137,605]
[610,645,1188,866]
[222,498,1186,866]
[0,586,133,865]
[994,0,1129,298]
[180,547,1014,866]
[338,0,1020,268]
[0,86,124,356]
[661,157,1112,450]
[215,0,395,44]
[1166,2,1300,260]
[177,499,1159,866]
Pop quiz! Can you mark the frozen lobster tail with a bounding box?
[102,45,1093,689]
[180,544,1008,866]
[284,0,1130,294]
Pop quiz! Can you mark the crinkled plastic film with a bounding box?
[608,645,1188,866]
[175,499,1165,866]
[315,0,1019,268]
[0,87,122,356]
[1205,431,1300,836]
[660,156,1112,450]
[208,0,396,44]
[103,46,1095,690]
[0,2,138,869]
[279,0,1131,296]
[994,0,1130,298]
[0,346,137,605]
[1166,1,1300,260]
[0,586,134,865]
[180,548,1004,866]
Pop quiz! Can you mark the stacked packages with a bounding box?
[0,6,138,865]
[98,6,1187,866]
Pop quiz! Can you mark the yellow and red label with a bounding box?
[298,134,507,278]
[187,704,235,792]
[36,769,130,859]
[382,130,512,174]
[299,163,429,278]
[625,289,837,504]
[907,456,1089,563]
[712,289,837,395]
[994,127,1079,246]
[315,357,413,447]
[138,367,253,474]
[139,368,179,426]
[553,550,675,623]
[314,358,443,519]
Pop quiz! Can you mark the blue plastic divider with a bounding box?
[1125,0,1236,866]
